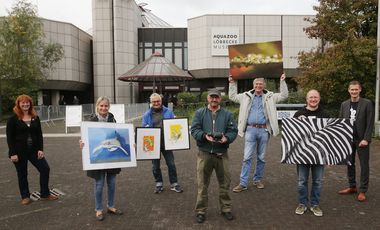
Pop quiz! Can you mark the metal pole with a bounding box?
[375,0,380,136]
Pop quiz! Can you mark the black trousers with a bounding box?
[13,150,51,199]
[347,143,370,193]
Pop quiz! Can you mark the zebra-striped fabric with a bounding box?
[281,118,353,165]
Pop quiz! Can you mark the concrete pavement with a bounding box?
[0,122,379,229]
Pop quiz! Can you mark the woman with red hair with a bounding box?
[6,95,58,205]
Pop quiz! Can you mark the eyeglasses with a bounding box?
[151,100,161,103]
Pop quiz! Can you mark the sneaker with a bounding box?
[154,186,163,194]
[196,213,206,223]
[170,184,183,193]
[253,181,265,189]
[295,204,307,215]
[221,212,234,221]
[310,205,323,217]
[232,184,247,193]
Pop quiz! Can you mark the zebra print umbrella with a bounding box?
[281,118,353,165]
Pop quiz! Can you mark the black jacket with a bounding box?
[86,113,121,179]
[6,114,43,159]
[339,97,374,142]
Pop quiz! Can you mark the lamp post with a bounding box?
[375,0,380,136]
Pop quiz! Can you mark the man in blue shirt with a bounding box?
[229,74,288,192]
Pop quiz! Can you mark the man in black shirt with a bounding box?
[338,81,374,202]
[293,90,329,217]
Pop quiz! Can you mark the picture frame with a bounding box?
[109,104,125,123]
[65,105,82,133]
[228,40,283,79]
[81,121,137,170]
[136,127,161,160]
[162,118,190,151]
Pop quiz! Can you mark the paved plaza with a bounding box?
[0,122,379,230]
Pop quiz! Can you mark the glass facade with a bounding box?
[138,28,188,70]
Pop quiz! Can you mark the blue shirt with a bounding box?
[247,94,266,125]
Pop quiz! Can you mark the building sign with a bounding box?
[211,27,240,56]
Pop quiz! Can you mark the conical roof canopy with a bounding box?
[118,52,192,82]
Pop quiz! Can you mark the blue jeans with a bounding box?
[152,150,178,186]
[239,127,269,187]
[297,164,324,206]
[94,172,116,211]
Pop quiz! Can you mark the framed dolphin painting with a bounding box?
[81,121,137,170]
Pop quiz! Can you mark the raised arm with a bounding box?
[273,73,288,103]
[228,77,244,103]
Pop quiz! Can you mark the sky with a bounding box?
[0,0,319,31]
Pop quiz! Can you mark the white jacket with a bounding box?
[229,80,288,137]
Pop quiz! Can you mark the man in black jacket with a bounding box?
[190,89,238,223]
[338,81,374,202]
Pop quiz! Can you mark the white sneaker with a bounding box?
[295,204,307,215]
[310,205,323,217]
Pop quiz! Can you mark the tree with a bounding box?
[296,0,378,114]
[0,0,64,116]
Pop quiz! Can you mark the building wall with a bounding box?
[188,14,319,79]
[92,0,141,104]
[41,18,92,90]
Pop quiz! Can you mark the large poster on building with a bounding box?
[211,27,239,56]
[228,41,283,79]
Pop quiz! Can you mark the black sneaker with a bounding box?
[154,186,163,194]
[196,213,206,223]
[221,212,234,221]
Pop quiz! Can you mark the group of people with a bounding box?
[58,95,80,105]
[6,75,374,223]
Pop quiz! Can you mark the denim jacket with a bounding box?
[142,106,175,127]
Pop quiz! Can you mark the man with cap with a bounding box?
[229,74,288,192]
[191,88,238,223]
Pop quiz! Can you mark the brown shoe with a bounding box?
[107,208,123,215]
[232,184,247,193]
[338,187,357,195]
[357,192,366,202]
[96,211,105,221]
[21,198,32,205]
[40,194,58,201]
[254,181,265,189]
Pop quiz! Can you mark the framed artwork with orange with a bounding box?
[136,127,161,160]
[228,41,283,79]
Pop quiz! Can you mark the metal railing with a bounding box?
[34,103,149,123]
[32,103,305,123]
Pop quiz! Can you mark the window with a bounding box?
[154,48,162,55]
[183,48,188,70]
[174,48,182,69]
[164,42,172,47]
[144,49,153,60]
[164,48,172,62]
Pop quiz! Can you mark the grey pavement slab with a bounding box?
[0,134,379,230]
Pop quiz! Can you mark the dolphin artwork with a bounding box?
[90,130,131,163]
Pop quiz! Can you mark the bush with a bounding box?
[177,92,198,105]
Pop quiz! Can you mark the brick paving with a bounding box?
[0,122,379,230]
